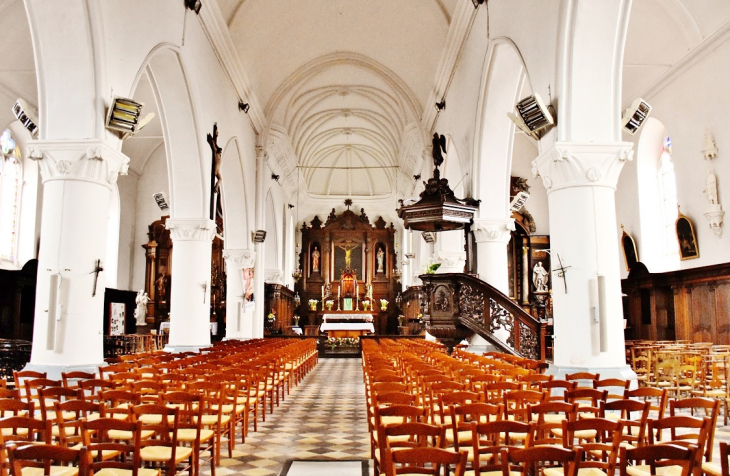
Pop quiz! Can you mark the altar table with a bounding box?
[322,313,373,322]
[320,322,375,338]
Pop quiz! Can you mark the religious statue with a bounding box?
[533,261,549,293]
[134,290,149,326]
[704,171,719,205]
[432,132,447,168]
[207,124,223,195]
[376,247,385,273]
[338,243,358,269]
[311,246,320,272]
[242,268,254,302]
[155,272,168,302]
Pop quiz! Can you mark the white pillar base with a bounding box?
[163,344,210,354]
[546,364,638,389]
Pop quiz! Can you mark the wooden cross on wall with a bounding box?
[91,259,104,297]
[553,253,571,293]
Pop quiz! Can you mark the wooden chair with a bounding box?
[503,390,546,422]
[435,390,480,426]
[385,447,467,476]
[8,444,90,476]
[701,441,728,476]
[60,372,95,389]
[78,379,115,402]
[23,379,61,409]
[54,400,106,451]
[540,380,578,402]
[160,391,212,476]
[559,418,623,476]
[594,378,631,401]
[670,398,719,465]
[132,404,192,476]
[601,399,650,449]
[501,445,583,476]
[470,420,535,476]
[648,416,711,476]
[619,444,697,476]
[528,402,577,446]
[485,382,521,405]
[372,404,427,467]
[566,372,600,389]
[11,371,46,402]
[565,389,607,417]
[449,402,502,459]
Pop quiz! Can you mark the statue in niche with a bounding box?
[533,261,549,293]
[134,290,149,326]
[705,171,719,205]
[311,246,320,273]
[376,247,385,273]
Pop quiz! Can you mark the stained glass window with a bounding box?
[0,130,21,262]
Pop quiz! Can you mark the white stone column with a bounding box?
[252,147,267,338]
[164,218,215,352]
[222,249,256,339]
[25,140,129,378]
[472,219,515,294]
[432,231,465,274]
[533,142,636,379]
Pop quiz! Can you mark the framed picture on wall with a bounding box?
[621,226,639,271]
[109,303,125,336]
[676,213,699,260]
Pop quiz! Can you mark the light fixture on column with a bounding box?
[508,94,555,140]
[622,98,651,135]
[294,292,301,309]
[395,292,402,307]
[421,232,436,244]
[12,99,39,136]
[435,101,446,112]
[185,0,202,14]
[105,96,155,139]
[238,101,250,113]
[252,230,267,243]
[510,191,530,212]
[153,192,169,212]
[271,173,280,184]
[413,174,421,181]
[292,268,302,282]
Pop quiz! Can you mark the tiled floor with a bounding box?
[201,357,730,476]
[208,358,370,476]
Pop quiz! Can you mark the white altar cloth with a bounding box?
[320,322,375,333]
[322,313,373,322]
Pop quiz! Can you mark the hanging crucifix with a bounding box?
[90,259,104,297]
[553,253,571,293]
[206,123,223,220]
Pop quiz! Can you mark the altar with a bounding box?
[322,313,373,323]
[320,322,375,338]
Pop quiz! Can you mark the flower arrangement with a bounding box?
[326,337,360,349]
[425,260,441,274]
[325,300,334,311]
[266,311,276,321]
[362,299,370,311]
[380,299,388,311]
[308,299,318,310]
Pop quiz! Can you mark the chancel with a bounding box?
[0,1,729,474]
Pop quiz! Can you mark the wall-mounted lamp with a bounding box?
[422,232,436,244]
[435,101,446,112]
[288,204,295,209]
[185,0,202,14]
[510,191,530,212]
[507,94,555,140]
[622,98,651,135]
[105,96,155,139]
[12,99,38,136]
[413,174,421,181]
[252,230,267,243]
[238,102,250,113]
[153,192,169,212]
[271,173,280,184]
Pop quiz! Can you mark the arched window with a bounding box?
[636,119,679,271]
[0,130,21,263]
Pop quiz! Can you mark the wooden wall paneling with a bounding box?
[715,283,730,344]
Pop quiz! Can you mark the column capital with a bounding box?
[222,249,256,268]
[28,139,129,188]
[265,269,284,284]
[473,218,515,244]
[165,218,216,242]
[531,142,634,194]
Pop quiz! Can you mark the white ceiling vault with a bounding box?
[210,0,472,208]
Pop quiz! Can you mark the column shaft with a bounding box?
[223,249,256,339]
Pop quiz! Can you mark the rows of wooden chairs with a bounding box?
[0,338,318,476]
[364,338,724,476]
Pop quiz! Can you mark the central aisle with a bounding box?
[223,358,371,476]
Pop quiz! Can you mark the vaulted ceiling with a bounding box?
[218,0,462,199]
